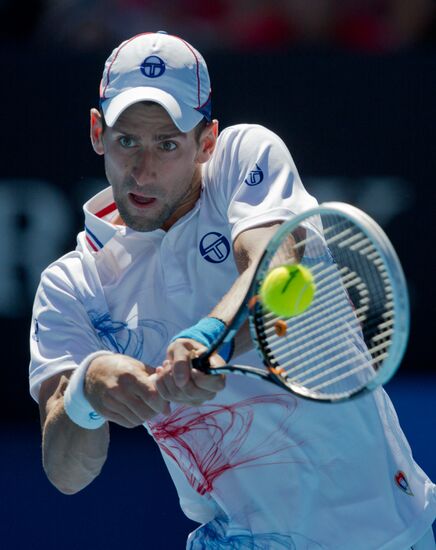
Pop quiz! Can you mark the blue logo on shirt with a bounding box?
[141,55,166,78]
[87,310,169,365]
[200,232,230,263]
[245,164,263,186]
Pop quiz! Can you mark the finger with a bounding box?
[179,379,217,401]
[133,373,171,415]
[123,390,170,419]
[106,371,170,417]
[153,367,178,400]
[101,393,147,427]
[209,351,227,368]
[156,364,217,403]
[154,366,178,401]
[171,353,192,389]
[191,369,226,392]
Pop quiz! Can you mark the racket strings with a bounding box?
[256,214,396,398]
[261,263,370,336]
[264,305,375,388]
[264,293,364,361]
[329,219,395,365]
[264,312,393,388]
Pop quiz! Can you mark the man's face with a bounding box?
[94,102,212,232]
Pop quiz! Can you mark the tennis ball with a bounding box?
[260,264,316,317]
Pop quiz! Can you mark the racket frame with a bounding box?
[192,202,410,401]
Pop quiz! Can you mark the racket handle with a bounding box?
[191,351,212,374]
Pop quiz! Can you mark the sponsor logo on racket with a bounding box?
[394,470,414,496]
[141,56,166,78]
[245,164,264,186]
[199,232,230,263]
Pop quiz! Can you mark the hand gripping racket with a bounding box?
[191,202,409,403]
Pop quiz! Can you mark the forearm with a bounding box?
[209,262,256,356]
[41,375,109,494]
[209,223,283,356]
[209,223,295,357]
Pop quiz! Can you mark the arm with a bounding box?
[155,222,284,397]
[156,125,313,399]
[32,262,174,494]
[39,371,109,495]
[210,221,284,356]
[39,353,171,494]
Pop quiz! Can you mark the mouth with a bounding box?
[128,193,157,208]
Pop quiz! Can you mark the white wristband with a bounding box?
[63,351,112,430]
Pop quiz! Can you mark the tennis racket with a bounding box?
[191,202,409,403]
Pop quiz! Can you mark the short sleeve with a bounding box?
[29,258,102,402]
[203,124,318,241]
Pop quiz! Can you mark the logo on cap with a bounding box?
[141,55,166,78]
[200,232,230,263]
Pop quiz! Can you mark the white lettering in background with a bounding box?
[0,180,74,317]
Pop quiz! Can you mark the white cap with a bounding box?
[99,31,212,132]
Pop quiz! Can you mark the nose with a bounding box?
[132,149,156,185]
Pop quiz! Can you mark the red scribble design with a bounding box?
[148,394,302,495]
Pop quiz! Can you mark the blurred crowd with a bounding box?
[1,0,436,53]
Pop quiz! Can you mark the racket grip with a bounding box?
[191,351,211,374]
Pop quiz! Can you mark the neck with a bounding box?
[161,168,202,231]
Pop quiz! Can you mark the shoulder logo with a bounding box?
[199,232,230,263]
[245,163,264,186]
[394,471,414,496]
[141,55,166,78]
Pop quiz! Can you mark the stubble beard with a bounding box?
[115,193,173,232]
[113,176,196,233]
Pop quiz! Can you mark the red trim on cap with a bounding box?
[95,202,117,218]
[198,91,212,110]
[101,32,153,100]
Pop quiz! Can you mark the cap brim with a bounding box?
[101,87,204,132]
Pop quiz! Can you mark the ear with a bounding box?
[195,119,219,164]
[90,108,104,155]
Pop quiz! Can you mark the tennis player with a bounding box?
[30,31,435,549]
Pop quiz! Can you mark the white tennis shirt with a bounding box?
[29,124,435,549]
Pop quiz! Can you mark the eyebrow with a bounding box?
[112,126,186,141]
[154,131,186,141]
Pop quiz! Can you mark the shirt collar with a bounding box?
[83,184,203,252]
[83,187,118,252]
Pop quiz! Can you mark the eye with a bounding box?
[118,135,137,148]
[159,141,177,152]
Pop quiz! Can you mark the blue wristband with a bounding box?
[170,317,234,362]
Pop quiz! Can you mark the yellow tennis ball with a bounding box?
[260,264,316,317]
